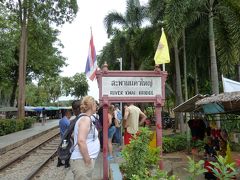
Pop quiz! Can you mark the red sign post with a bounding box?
[96,63,167,180]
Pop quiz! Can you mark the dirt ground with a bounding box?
[162,129,240,179]
[163,150,240,179]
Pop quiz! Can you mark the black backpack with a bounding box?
[57,114,87,161]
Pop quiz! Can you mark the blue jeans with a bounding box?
[108,126,116,139]
[114,127,121,145]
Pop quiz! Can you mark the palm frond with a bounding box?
[148,0,165,24]
[126,0,147,28]
[104,12,126,38]
[165,0,203,42]
[214,1,240,75]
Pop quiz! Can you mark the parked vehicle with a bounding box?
[147,112,175,129]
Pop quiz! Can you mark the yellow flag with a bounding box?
[154,28,170,65]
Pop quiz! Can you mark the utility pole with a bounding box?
[117,58,123,145]
[117,57,122,111]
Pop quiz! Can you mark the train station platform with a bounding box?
[0,119,59,155]
[0,121,177,179]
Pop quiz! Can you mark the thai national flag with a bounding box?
[85,32,98,81]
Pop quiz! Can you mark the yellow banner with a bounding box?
[154,28,170,65]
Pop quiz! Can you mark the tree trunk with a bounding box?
[10,81,18,107]
[209,0,220,128]
[174,42,184,132]
[10,64,19,107]
[130,54,134,70]
[18,22,28,119]
[238,63,240,81]
[194,57,199,94]
[182,30,188,101]
[0,88,2,106]
[209,0,219,95]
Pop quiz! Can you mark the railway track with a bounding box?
[0,128,60,180]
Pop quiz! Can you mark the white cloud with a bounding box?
[59,0,148,100]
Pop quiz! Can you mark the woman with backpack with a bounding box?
[70,96,100,180]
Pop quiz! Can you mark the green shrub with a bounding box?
[3,119,16,134]
[191,139,205,152]
[185,156,207,180]
[185,155,238,180]
[230,142,240,151]
[0,120,6,136]
[16,120,24,131]
[120,127,177,179]
[0,119,20,135]
[209,155,238,179]
[163,133,188,153]
[23,117,36,129]
[0,117,36,136]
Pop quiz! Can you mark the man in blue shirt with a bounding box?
[59,110,71,138]
[57,110,71,167]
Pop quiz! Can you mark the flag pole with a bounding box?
[162,64,165,71]
[222,74,225,92]
[161,28,166,71]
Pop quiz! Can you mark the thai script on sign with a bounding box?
[111,78,153,87]
[102,76,162,97]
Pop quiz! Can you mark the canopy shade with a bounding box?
[173,94,206,112]
[196,91,240,114]
[0,106,72,112]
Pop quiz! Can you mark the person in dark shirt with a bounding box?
[108,105,116,160]
[97,106,103,150]
[57,110,71,167]
[188,119,206,140]
[59,110,71,138]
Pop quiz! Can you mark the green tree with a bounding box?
[71,73,89,98]
[147,0,240,129]
[0,4,19,106]
[103,0,150,70]
[2,0,78,119]
[25,83,49,106]
[0,8,67,107]
[25,83,39,106]
[38,76,62,103]
[61,76,73,97]
[164,0,240,94]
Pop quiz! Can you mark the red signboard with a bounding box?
[96,64,167,180]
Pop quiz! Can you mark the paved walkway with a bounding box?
[0,119,59,155]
